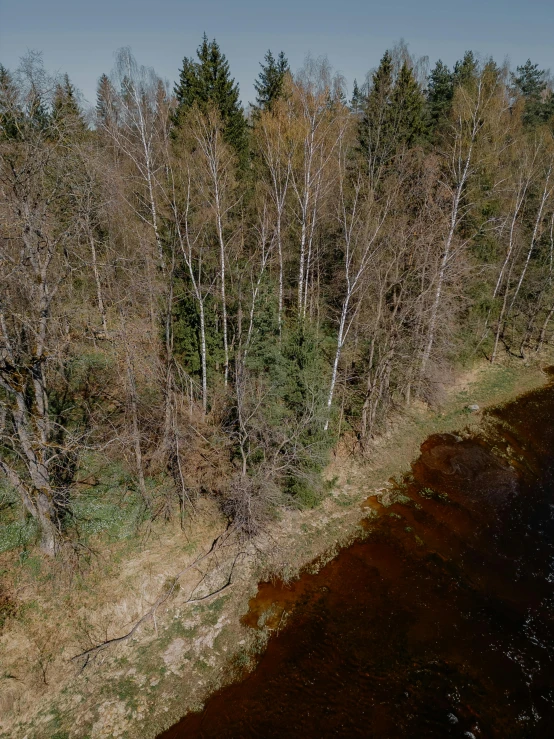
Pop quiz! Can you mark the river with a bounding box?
[160,370,554,738]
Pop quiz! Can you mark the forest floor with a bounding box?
[1,353,553,739]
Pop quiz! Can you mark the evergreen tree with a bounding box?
[254,50,289,113]
[427,60,453,132]
[512,59,552,128]
[390,61,426,146]
[26,82,51,133]
[174,34,248,166]
[359,52,424,177]
[350,78,364,114]
[359,51,394,179]
[453,50,478,89]
[52,74,86,135]
[513,59,546,98]
[96,72,117,127]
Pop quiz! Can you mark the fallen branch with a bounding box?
[71,527,236,670]
[185,550,246,604]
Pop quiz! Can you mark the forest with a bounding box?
[1,37,554,559]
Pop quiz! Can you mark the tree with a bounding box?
[254,50,289,113]
[390,61,426,147]
[288,58,348,319]
[453,50,478,89]
[252,97,294,337]
[95,72,117,127]
[52,74,86,137]
[359,50,395,184]
[419,62,508,385]
[174,34,248,166]
[512,59,552,128]
[0,55,85,554]
[427,60,453,132]
[350,78,364,114]
[98,48,170,264]
[359,52,425,184]
[323,130,395,430]
[177,105,240,390]
[490,130,554,361]
[0,64,22,139]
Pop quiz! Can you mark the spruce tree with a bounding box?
[359,52,424,177]
[174,34,248,166]
[358,51,394,178]
[390,61,426,147]
[52,74,85,135]
[96,73,117,127]
[254,50,289,113]
[350,78,364,114]
[427,60,453,132]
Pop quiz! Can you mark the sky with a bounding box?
[1,0,553,109]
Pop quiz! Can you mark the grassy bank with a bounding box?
[1,355,552,739]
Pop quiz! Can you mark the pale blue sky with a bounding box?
[1,0,552,108]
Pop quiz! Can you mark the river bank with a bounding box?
[1,356,552,739]
[162,365,554,737]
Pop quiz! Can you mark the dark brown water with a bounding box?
[160,374,554,738]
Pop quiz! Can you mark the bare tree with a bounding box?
[419,66,508,384]
[187,106,241,389]
[289,61,348,319]
[253,91,294,336]
[323,134,395,430]
[0,56,79,553]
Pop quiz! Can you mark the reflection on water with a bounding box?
[160,372,554,738]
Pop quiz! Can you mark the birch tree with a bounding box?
[188,106,240,388]
[289,62,348,319]
[323,136,394,430]
[253,92,294,336]
[419,65,508,384]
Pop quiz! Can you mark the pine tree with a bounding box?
[512,59,552,128]
[254,50,289,113]
[174,34,248,166]
[453,51,478,89]
[427,60,453,132]
[513,59,546,98]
